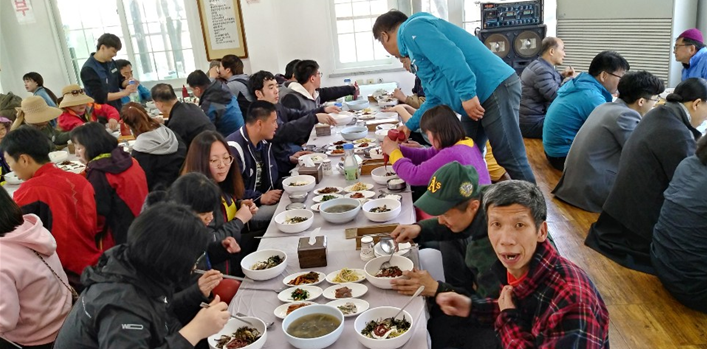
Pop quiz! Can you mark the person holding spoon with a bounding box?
[389,162,499,349]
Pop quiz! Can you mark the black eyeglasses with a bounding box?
[673,44,693,50]
[606,72,624,79]
[64,89,85,96]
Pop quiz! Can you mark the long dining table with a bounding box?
[227,121,431,348]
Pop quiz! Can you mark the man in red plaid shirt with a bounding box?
[437,180,610,348]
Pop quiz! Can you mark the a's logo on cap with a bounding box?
[460,182,474,197]
[428,176,442,193]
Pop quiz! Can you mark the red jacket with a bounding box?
[58,103,120,131]
[86,147,148,249]
[13,163,101,277]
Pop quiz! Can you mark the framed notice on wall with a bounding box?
[197,0,248,59]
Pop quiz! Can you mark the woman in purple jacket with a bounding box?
[382,105,492,188]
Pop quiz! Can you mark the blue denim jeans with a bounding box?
[461,74,536,183]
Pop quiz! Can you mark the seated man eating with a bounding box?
[249,70,337,178]
[389,161,500,349]
[437,180,610,348]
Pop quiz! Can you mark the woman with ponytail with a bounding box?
[23,72,59,107]
[586,77,707,274]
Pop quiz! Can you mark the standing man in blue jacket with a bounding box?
[226,100,282,224]
[542,51,629,171]
[372,10,535,183]
[674,28,707,81]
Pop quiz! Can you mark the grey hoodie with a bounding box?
[132,126,179,155]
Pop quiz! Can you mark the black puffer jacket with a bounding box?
[54,246,194,349]
[519,57,562,124]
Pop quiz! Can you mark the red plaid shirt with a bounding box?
[470,241,610,348]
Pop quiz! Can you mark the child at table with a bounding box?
[182,130,259,276]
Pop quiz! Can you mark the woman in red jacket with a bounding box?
[58,84,120,132]
[70,122,148,249]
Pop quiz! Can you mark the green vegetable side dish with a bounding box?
[361,317,411,339]
[251,255,284,270]
[322,195,337,202]
[291,288,310,301]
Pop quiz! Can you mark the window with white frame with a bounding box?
[54,0,195,84]
[420,0,449,21]
[332,0,395,68]
[462,0,483,34]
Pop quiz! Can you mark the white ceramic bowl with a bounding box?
[375,112,397,120]
[341,126,368,141]
[275,209,314,233]
[370,166,398,185]
[282,304,345,349]
[4,172,23,185]
[362,199,401,223]
[240,249,288,281]
[329,112,354,126]
[369,148,384,160]
[375,129,388,142]
[282,175,316,194]
[345,99,370,111]
[354,306,414,349]
[208,317,267,349]
[49,150,69,163]
[298,153,328,166]
[319,198,361,224]
[363,255,414,289]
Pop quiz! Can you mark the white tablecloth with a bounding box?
[228,128,430,348]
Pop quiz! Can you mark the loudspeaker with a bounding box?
[477,24,546,75]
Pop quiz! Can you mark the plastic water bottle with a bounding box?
[128,79,139,103]
[343,143,359,183]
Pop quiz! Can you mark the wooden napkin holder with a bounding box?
[366,120,398,132]
[299,164,323,183]
[297,236,327,268]
[315,124,332,136]
[361,159,386,175]
[345,224,398,250]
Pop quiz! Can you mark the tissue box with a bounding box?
[298,236,327,268]
[315,124,332,136]
[299,164,323,183]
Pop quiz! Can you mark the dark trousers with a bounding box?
[545,152,566,171]
[519,119,544,139]
[428,299,499,349]
[461,74,536,183]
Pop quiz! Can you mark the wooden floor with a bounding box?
[523,138,707,349]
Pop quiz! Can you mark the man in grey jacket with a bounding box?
[519,37,575,138]
[553,71,664,212]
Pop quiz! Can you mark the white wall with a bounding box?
[0,0,415,98]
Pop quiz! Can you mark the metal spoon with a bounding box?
[391,286,425,321]
[200,302,253,325]
[379,237,397,269]
[236,312,275,329]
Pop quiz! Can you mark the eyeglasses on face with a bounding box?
[673,44,692,50]
[606,71,624,79]
[209,155,234,167]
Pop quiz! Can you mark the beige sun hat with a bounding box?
[59,84,94,108]
[14,96,62,125]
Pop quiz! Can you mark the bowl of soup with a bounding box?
[282,304,345,349]
[319,198,361,224]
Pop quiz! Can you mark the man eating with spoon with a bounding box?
[389,162,500,348]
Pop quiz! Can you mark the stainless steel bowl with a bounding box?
[387,178,406,191]
[288,192,308,203]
